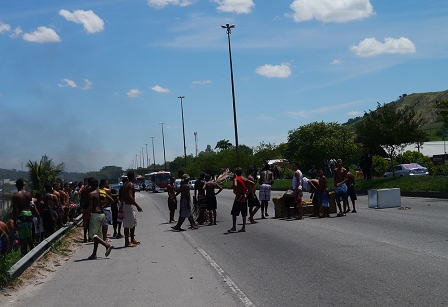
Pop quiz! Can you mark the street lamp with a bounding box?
[151,136,156,171]
[160,122,167,171]
[145,144,149,170]
[178,95,187,167]
[221,23,239,160]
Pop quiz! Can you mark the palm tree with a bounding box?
[25,157,64,193]
[215,139,233,151]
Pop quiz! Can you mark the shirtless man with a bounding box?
[172,174,198,231]
[229,167,254,232]
[59,183,70,225]
[12,179,39,256]
[259,164,275,219]
[123,171,143,247]
[305,177,320,217]
[334,159,348,217]
[317,169,330,218]
[167,176,177,223]
[194,173,207,225]
[99,179,113,241]
[52,183,63,228]
[0,221,10,255]
[203,173,223,226]
[247,169,260,224]
[33,192,45,243]
[291,162,303,220]
[43,184,57,238]
[80,178,93,242]
[87,178,113,259]
[346,171,357,213]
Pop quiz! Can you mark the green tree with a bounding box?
[371,155,389,177]
[215,139,233,151]
[26,157,64,194]
[355,102,424,174]
[284,122,360,169]
[253,142,281,168]
[435,99,448,124]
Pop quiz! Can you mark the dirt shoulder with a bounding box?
[0,226,84,305]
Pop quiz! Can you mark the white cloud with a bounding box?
[192,80,211,85]
[82,79,93,90]
[255,63,291,78]
[214,0,255,14]
[287,0,374,23]
[127,89,143,97]
[287,100,367,118]
[347,111,362,116]
[10,26,23,38]
[330,59,342,65]
[349,37,416,57]
[147,0,194,8]
[0,21,11,33]
[23,26,61,43]
[151,85,170,93]
[58,79,78,88]
[59,9,104,34]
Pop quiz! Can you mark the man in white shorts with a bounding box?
[258,163,275,219]
[123,171,143,247]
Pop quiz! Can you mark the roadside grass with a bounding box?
[0,227,77,289]
[0,251,21,289]
[222,176,448,192]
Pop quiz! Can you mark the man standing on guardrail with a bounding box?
[12,179,40,256]
[87,178,113,259]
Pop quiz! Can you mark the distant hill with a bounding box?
[344,89,448,141]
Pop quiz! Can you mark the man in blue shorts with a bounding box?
[333,159,348,217]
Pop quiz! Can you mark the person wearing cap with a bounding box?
[172,174,198,231]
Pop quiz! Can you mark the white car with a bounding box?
[384,163,429,177]
[174,179,182,191]
[189,179,196,190]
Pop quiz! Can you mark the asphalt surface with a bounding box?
[4,189,448,307]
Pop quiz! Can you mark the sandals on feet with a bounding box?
[105,245,113,257]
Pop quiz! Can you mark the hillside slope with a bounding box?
[344,89,448,140]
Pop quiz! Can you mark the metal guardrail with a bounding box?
[8,214,83,279]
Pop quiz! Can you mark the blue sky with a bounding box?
[1,0,447,172]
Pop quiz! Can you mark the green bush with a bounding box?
[434,164,448,176]
[371,155,389,177]
[0,250,21,288]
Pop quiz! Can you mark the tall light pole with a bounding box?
[178,95,187,167]
[142,148,144,168]
[221,23,239,160]
[160,122,167,171]
[145,143,149,170]
[151,136,156,171]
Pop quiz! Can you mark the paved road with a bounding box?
[4,190,448,306]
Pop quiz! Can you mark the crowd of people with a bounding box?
[1,170,145,259]
[167,160,358,233]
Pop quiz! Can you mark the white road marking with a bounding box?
[186,236,256,307]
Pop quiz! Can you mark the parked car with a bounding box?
[174,179,182,191]
[188,179,196,190]
[384,163,429,177]
[134,183,140,192]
